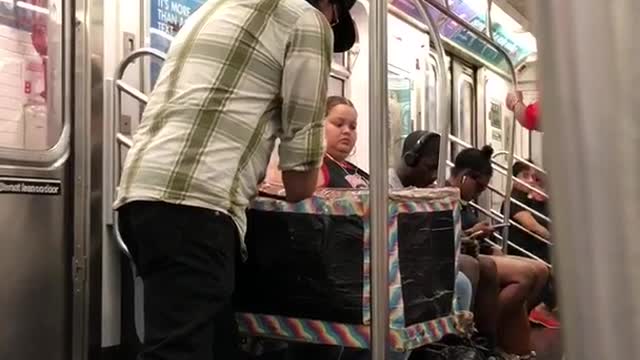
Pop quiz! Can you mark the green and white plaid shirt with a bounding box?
[114,0,333,244]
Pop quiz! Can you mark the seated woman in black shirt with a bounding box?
[448,146,543,359]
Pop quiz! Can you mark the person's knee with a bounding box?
[531,261,550,283]
[513,264,537,294]
[478,256,498,283]
[459,254,480,286]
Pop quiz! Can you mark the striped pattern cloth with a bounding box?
[114,0,333,247]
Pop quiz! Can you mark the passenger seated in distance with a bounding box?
[505,161,551,262]
[504,161,559,329]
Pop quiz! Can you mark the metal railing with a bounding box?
[108,48,167,258]
[418,0,520,255]
[445,138,553,267]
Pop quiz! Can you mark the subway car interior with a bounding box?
[0,0,634,359]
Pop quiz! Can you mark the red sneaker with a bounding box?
[529,305,560,329]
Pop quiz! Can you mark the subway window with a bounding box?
[328,76,345,97]
[0,0,63,151]
[460,80,474,145]
[332,52,346,68]
[426,62,438,132]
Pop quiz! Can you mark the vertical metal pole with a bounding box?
[486,0,495,41]
[420,0,518,252]
[537,0,639,359]
[369,0,389,358]
[500,111,517,253]
[411,1,450,187]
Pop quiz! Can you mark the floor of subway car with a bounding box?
[246,327,563,360]
[531,327,563,360]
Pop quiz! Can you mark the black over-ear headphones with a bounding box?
[403,131,432,167]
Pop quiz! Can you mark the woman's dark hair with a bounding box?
[326,96,355,115]
[452,145,494,178]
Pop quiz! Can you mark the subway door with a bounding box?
[102,0,148,357]
[451,60,477,159]
[479,69,512,212]
[0,0,72,359]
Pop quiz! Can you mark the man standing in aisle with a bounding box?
[115,1,358,359]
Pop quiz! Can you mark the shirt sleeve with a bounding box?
[524,102,540,131]
[278,9,333,172]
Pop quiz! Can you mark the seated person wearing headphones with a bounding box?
[391,131,502,352]
[390,132,477,313]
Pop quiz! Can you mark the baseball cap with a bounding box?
[332,0,358,53]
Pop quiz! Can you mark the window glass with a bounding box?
[452,79,474,158]
[0,0,62,151]
[332,52,346,68]
[388,73,413,168]
[426,62,438,131]
[460,80,474,144]
[328,76,344,97]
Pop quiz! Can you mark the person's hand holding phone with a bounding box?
[466,221,494,239]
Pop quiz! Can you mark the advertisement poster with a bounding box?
[149,0,206,86]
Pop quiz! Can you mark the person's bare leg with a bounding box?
[492,256,535,355]
[473,255,499,349]
[513,256,550,312]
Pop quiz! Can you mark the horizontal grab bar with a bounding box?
[471,201,551,246]
[447,135,549,200]
[115,47,167,79]
[491,162,549,199]
[492,150,547,175]
[486,183,552,223]
[488,209,552,245]
[445,159,552,224]
[116,133,133,148]
[116,80,149,105]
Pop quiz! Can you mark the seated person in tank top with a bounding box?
[503,161,551,262]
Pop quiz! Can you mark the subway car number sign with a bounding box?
[0,177,61,196]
